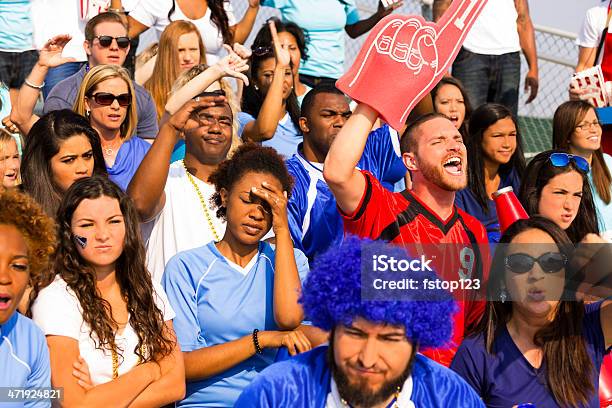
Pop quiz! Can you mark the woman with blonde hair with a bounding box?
[144,21,207,120]
[10,36,147,190]
[0,128,20,188]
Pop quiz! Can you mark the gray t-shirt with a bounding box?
[43,64,159,139]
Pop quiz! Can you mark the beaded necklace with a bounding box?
[111,345,146,379]
[182,160,220,242]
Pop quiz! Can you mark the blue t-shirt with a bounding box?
[261,0,360,79]
[238,111,302,158]
[162,241,309,407]
[0,312,51,408]
[450,302,607,408]
[0,0,34,51]
[286,125,406,263]
[43,65,159,139]
[107,137,151,191]
[455,168,521,243]
[589,153,612,235]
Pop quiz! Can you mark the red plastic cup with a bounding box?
[493,186,529,234]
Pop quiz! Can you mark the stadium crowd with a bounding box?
[0,0,611,407]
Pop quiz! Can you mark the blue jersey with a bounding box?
[235,345,485,407]
[286,125,406,262]
[0,312,51,408]
[162,241,309,407]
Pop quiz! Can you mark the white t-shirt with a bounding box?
[462,0,521,55]
[143,160,227,283]
[577,1,609,66]
[128,0,237,64]
[31,276,175,385]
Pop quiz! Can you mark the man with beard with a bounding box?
[286,85,407,262]
[235,236,485,408]
[127,92,230,283]
[322,104,489,367]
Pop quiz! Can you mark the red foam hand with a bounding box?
[336,0,488,130]
[601,354,612,407]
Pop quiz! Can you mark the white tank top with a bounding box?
[462,0,521,55]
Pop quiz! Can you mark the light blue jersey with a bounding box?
[0,312,51,408]
[238,111,302,159]
[261,0,360,79]
[162,241,309,407]
[0,1,34,51]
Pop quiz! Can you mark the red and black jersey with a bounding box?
[342,171,490,367]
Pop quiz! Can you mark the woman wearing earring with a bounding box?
[240,20,301,158]
[30,176,185,406]
[451,216,612,407]
[553,100,612,240]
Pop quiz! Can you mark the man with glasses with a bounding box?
[43,12,158,140]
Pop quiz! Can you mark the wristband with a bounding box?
[252,329,263,354]
[108,7,125,13]
[24,79,45,90]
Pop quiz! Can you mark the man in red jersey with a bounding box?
[323,103,489,367]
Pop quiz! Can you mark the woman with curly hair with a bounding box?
[30,176,185,407]
[0,189,55,393]
[162,143,311,407]
[128,0,261,64]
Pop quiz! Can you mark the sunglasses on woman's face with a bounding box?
[89,92,131,107]
[548,152,590,174]
[504,252,567,274]
[92,35,131,49]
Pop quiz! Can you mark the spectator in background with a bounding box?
[433,0,538,117]
[30,176,185,407]
[143,20,207,120]
[553,100,612,241]
[262,0,403,87]
[128,0,261,65]
[451,217,611,408]
[43,12,159,140]
[163,144,311,407]
[20,110,107,217]
[252,18,311,106]
[286,85,406,263]
[456,104,525,243]
[0,128,21,189]
[0,0,37,107]
[574,1,612,86]
[0,190,55,399]
[520,149,599,244]
[240,21,301,158]
[432,76,472,142]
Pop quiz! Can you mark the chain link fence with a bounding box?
[232,0,579,152]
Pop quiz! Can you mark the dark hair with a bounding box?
[519,149,599,243]
[85,11,128,41]
[168,0,232,45]
[252,17,308,62]
[466,103,526,212]
[431,76,473,141]
[300,84,346,119]
[399,112,449,154]
[471,217,593,408]
[29,176,174,362]
[20,110,107,217]
[209,143,294,219]
[553,100,611,204]
[241,24,301,131]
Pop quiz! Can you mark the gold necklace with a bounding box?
[101,138,123,157]
[182,160,220,242]
[111,345,146,379]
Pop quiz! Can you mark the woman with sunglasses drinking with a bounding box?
[520,149,600,244]
[240,21,301,158]
[451,216,612,407]
[553,100,612,241]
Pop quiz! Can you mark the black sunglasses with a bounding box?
[88,92,131,107]
[92,35,130,49]
[504,252,567,274]
[252,46,274,56]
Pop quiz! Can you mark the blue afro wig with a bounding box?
[300,236,458,349]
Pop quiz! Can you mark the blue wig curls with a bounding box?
[300,236,458,349]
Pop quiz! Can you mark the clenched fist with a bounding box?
[336,0,487,130]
